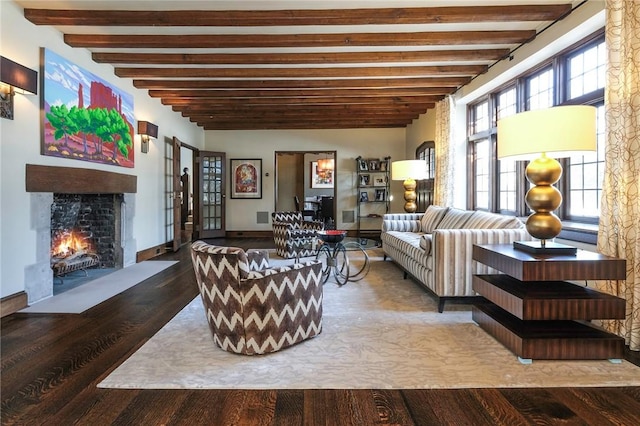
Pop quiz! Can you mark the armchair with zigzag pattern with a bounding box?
[272,211,324,259]
[190,240,323,355]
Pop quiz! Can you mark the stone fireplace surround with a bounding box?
[26,164,137,304]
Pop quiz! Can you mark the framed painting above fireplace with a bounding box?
[41,48,135,168]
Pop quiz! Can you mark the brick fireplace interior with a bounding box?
[25,164,137,304]
[50,193,124,292]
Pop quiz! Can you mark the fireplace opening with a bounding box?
[51,193,124,294]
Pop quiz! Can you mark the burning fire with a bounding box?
[51,232,93,259]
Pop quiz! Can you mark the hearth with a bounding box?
[25,164,138,304]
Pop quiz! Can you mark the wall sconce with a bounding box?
[137,120,158,153]
[497,105,597,255]
[1,56,38,120]
[391,160,429,213]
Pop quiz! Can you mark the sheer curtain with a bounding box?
[597,0,640,351]
[433,96,455,207]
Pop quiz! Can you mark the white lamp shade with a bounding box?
[497,105,597,160]
[391,160,429,181]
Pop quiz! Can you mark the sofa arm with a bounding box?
[382,213,423,232]
[431,228,532,297]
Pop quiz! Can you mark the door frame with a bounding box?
[274,150,337,219]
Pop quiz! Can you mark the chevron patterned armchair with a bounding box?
[271,211,324,259]
[190,241,323,355]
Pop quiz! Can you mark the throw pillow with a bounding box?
[463,211,525,229]
[420,205,449,233]
[435,208,475,229]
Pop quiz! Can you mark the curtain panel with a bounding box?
[434,96,455,207]
[597,0,640,351]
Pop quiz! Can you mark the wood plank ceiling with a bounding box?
[21,1,574,130]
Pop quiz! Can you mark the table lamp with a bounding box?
[497,105,597,255]
[391,160,429,213]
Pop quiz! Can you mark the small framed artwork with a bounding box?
[379,160,388,172]
[358,159,369,171]
[311,161,334,188]
[369,160,379,171]
[375,189,386,201]
[360,191,369,202]
[374,176,386,186]
[231,159,262,199]
[360,174,370,186]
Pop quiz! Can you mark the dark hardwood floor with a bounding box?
[2,238,640,425]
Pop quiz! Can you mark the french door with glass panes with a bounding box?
[198,151,226,238]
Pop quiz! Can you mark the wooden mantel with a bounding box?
[25,164,137,194]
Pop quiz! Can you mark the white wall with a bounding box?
[405,110,436,157]
[0,1,204,299]
[205,128,407,230]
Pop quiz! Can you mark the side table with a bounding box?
[315,230,371,286]
[472,244,626,363]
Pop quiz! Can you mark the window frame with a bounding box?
[465,29,605,240]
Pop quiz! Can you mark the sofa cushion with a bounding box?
[420,205,449,233]
[435,208,474,229]
[463,210,525,229]
[419,234,433,254]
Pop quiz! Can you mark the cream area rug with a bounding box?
[98,250,640,389]
[20,261,178,314]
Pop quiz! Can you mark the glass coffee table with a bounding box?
[314,230,371,286]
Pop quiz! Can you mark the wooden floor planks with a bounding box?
[2,237,640,425]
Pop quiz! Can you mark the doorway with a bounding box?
[275,151,337,224]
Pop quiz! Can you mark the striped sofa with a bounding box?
[381,206,532,312]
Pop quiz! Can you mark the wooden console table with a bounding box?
[472,244,626,362]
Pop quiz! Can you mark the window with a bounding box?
[526,67,554,110]
[415,141,435,211]
[473,101,490,133]
[496,87,517,213]
[473,139,491,210]
[567,104,605,220]
[466,30,605,237]
[568,40,606,99]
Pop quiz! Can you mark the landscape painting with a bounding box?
[42,48,135,168]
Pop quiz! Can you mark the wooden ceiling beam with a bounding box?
[161,96,442,106]
[187,111,421,120]
[202,121,411,130]
[147,88,453,98]
[133,77,470,90]
[116,65,486,79]
[25,5,571,26]
[93,49,509,65]
[66,31,535,49]
[174,103,435,113]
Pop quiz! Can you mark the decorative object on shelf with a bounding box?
[230,158,262,199]
[137,121,158,154]
[1,56,38,120]
[375,189,386,201]
[497,105,597,255]
[360,191,369,202]
[391,160,429,213]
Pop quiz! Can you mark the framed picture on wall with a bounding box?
[311,161,334,188]
[231,159,262,199]
[42,48,135,168]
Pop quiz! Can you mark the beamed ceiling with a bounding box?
[19,1,577,130]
